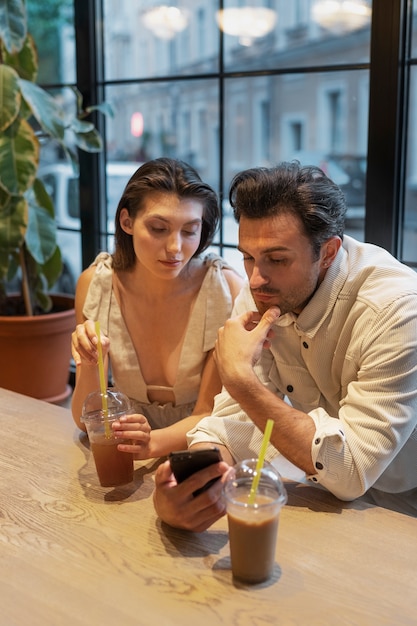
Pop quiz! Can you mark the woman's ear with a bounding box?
[119,208,133,234]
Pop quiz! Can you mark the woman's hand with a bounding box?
[72,319,110,366]
[113,414,152,460]
[153,457,231,532]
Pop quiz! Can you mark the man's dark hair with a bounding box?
[113,157,220,270]
[229,161,347,258]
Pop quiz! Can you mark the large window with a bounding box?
[28,0,417,291]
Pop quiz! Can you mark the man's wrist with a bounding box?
[222,367,261,401]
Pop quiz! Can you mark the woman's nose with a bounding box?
[166,232,181,253]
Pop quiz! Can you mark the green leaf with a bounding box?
[86,102,115,118]
[35,289,52,313]
[0,64,21,132]
[73,127,103,153]
[70,117,95,134]
[0,247,9,285]
[61,144,80,175]
[6,249,19,281]
[0,0,27,54]
[19,79,65,141]
[0,182,13,214]
[70,85,84,117]
[41,244,62,288]
[25,194,57,265]
[0,193,27,280]
[31,177,55,218]
[0,117,39,195]
[2,33,38,82]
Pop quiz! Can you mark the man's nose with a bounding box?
[248,264,269,289]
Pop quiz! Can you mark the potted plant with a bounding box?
[0,0,109,402]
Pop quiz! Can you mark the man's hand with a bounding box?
[214,307,280,389]
[153,459,231,532]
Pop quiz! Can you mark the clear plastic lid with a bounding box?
[224,458,288,507]
[81,388,131,424]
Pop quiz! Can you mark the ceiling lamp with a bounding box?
[216,7,277,47]
[142,5,189,40]
[312,0,371,34]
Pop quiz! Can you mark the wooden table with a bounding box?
[0,387,416,626]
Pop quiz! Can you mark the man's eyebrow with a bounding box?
[237,245,291,254]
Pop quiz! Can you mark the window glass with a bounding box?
[104,80,220,192]
[106,164,139,233]
[103,0,220,80]
[403,65,417,265]
[401,2,417,266]
[223,70,369,242]
[412,0,417,52]
[26,0,76,85]
[221,0,371,72]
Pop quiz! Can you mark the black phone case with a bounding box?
[168,448,221,495]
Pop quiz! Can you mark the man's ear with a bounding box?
[321,236,342,268]
[119,207,133,234]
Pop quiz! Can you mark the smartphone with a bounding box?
[168,447,222,496]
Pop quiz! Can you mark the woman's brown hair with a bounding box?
[112,157,220,270]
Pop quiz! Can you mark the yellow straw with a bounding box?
[248,418,274,504]
[95,321,111,438]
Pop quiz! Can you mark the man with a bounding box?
[154,161,417,531]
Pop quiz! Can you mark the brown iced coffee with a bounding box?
[81,389,134,487]
[224,459,287,584]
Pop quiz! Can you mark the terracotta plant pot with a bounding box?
[0,294,76,403]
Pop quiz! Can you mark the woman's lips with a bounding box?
[160,259,182,267]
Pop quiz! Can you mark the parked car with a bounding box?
[38,161,140,293]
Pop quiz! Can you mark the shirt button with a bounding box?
[314,438,321,445]
[315,462,324,470]
[286,385,293,393]
[302,341,309,349]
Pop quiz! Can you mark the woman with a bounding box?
[71,157,243,459]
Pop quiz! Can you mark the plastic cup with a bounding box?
[223,459,287,584]
[81,389,134,487]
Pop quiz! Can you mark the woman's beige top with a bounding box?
[83,252,236,428]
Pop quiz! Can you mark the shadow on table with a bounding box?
[283,481,372,514]
[157,520,229,557]
[284,481,417,518]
